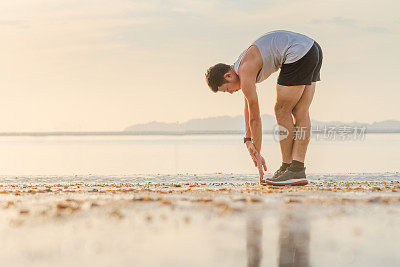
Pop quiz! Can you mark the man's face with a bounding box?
[218,70,241,94]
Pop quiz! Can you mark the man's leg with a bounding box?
[275,84,306,163]
[291,82,316,163]
[263,83,314,186]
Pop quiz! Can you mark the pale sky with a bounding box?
[0,0,399,131]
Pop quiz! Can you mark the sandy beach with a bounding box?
[1,178,399,266]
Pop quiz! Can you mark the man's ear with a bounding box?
[224,71,232,80]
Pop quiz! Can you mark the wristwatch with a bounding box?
[243,137,252,143]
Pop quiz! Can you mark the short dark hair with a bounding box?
[205,63,231,93]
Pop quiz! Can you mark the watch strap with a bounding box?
[243,137,252,143]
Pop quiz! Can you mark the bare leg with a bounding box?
[275,84,305,164]
[291,83,316,163]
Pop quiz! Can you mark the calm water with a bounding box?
[0,133,399,179]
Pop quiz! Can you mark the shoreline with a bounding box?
[0,130,400,137]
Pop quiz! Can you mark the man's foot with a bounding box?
[269,162,291,181]
[272,166,288,180]
[261,167,308,186]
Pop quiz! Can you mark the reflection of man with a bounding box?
[279,211,310,267]
[245,209,310,267]
[247,217,263,267]
[205,30,323,185]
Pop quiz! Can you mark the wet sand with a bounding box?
[1,180,399,266]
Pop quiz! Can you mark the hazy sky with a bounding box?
[1,0,399,131]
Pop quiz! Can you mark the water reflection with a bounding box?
[278,209,310,267]
[246,216,263,267]
[246,208,310,267]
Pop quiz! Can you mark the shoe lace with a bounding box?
[273,167,286,179]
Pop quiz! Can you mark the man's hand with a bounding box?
[246,142,267,181]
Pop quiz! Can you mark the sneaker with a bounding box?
[261,168,308,186]
[272,166,287,179]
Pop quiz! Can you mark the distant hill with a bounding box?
[124,115,400,133]
[0,116,398,137]
[124,114,275,132]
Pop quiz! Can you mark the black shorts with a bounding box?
[277,41,323,86]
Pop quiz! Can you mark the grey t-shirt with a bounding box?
[233,30,314,83]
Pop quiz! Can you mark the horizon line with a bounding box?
[0,129,399,137]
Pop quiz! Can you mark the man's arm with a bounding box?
[244,97,251,138]
[238,48,263,152]
[241,76,265,179]
[241,78,262,153]
[238,46,267,180]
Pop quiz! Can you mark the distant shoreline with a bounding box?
[0,130,399,137]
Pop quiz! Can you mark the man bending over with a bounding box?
[205,30,323,186]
